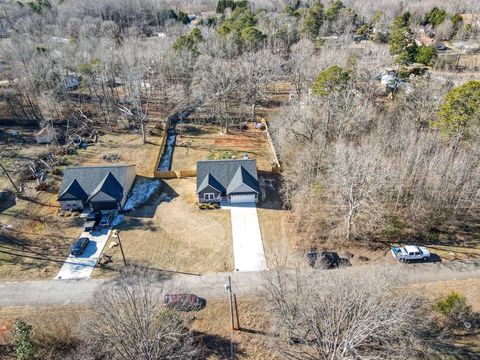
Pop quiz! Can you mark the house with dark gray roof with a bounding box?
[57,164,136,211]
[196,159,260,204]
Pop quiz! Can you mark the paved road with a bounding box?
[55,228,111,280]
[224,203,267,272]
[1,260,480,307]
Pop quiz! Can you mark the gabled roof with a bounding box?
[196,159,259,195]
[197,173,225,193]
[58,165,135,202]
[57,179,88,201]
[226,166,260,194]
[87,172,124,202]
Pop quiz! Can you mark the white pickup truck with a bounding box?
[391,245,430,262]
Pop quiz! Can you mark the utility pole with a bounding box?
[227,276,235,330]
[116,230,127,266]
[0,162,21,195]
[233,293,240,330]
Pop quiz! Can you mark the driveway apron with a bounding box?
[225,203,267,272]
[55,228,111,280]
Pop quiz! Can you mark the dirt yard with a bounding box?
[94,177,234,276]
[73,131,162,177]
[172,123,276,172]
[0,130,162,280]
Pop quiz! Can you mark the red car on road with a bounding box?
[163,293,207,311]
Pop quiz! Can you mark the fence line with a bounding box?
[262,119,282,172]
[152,117,171,176]
[153,169,196,179]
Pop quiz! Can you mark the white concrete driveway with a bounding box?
[55,228,111,280]
[224,203,267,272]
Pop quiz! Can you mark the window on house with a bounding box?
[203,193,215,201]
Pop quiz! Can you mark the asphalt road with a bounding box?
[1,259,480,307]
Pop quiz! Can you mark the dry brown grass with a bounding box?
[173,124,276,172]
[94,178,234,276]
[191,297,277,360]
[73,131,162,177]
[0,193,84,280]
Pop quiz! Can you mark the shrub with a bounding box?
[12,319,35,360]
[415,45,437,66]
[435,292,477,331]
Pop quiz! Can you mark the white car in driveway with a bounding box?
[391,245,430,262]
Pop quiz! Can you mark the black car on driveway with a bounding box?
[163,293,207,311]
[99,212,113,228]
[83,212,101,232]
[70,237,90,256]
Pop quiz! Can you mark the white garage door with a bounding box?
[230,194,256,204]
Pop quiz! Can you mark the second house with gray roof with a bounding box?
[196,159,260,204]
[57,164,136,211]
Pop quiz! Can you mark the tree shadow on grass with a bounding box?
[429,338,480,360]
[0,192,16,213]
[0,230,71,270]
[193,331,245,360]
[257,172,285,211]
[97,260,201,277]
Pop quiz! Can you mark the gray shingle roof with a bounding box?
[226,166,260,194]
[87,172,124,202]
[58,179,88,201]
[197,173,225,193]
[196,160,259,195]
[58,165,134,201]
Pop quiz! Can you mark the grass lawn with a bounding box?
[0,193,82,280]
[94,178,234,276]
[172,124,275,172]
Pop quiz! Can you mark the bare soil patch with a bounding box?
[173,124,276,172]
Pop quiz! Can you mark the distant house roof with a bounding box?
[58,165,135,201]
[196,160,259,195]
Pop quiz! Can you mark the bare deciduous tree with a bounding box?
[237,49,283,119]
[88,267,198,360]
[265,266,428,360]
